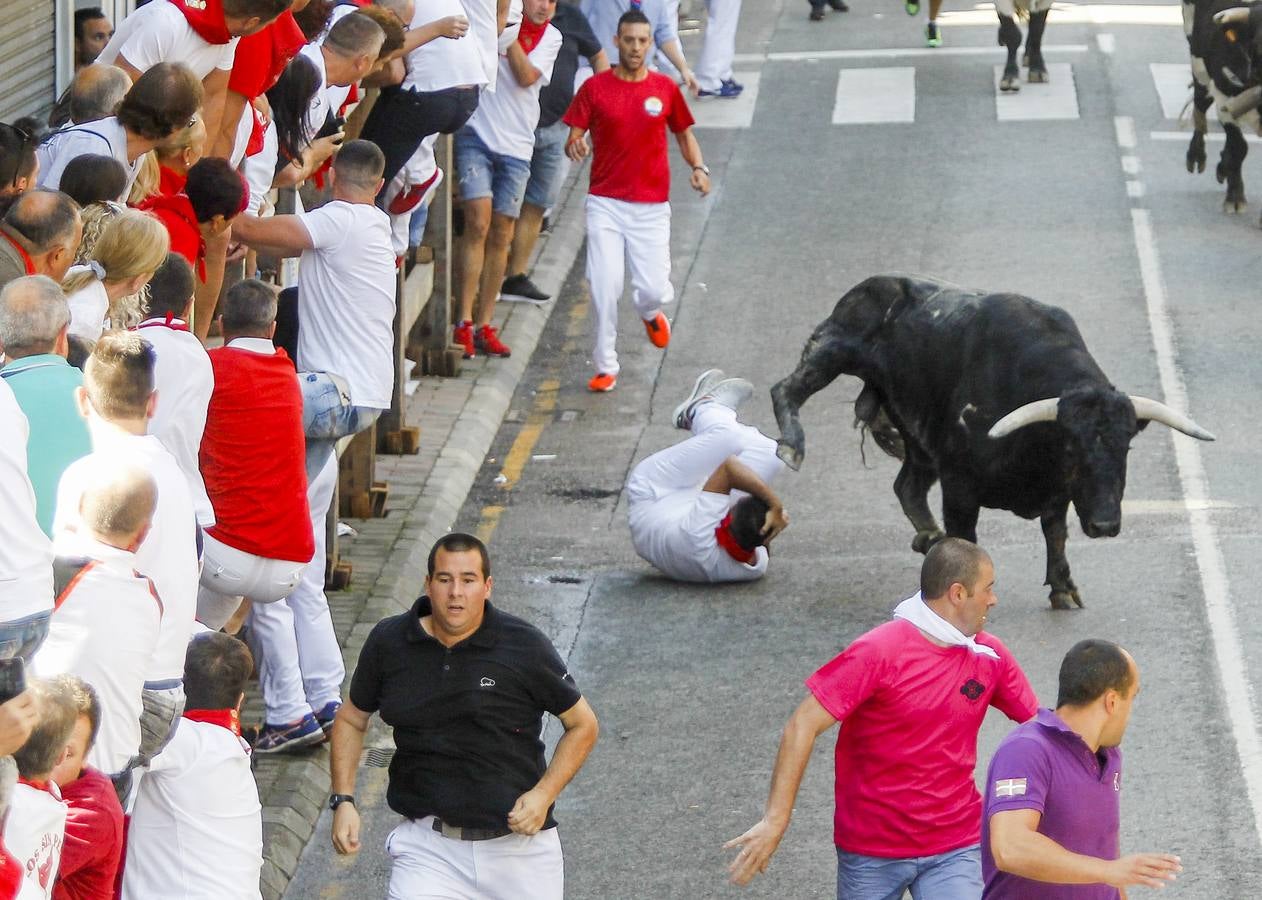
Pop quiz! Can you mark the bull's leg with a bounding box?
[1187,84,1211,174]
[894,456,945,553]
[940,477,980,543]
[998,14,1022,92]
[1217,122,1248,213]
[770,323,851,472]
[1041,504,1083,609]
[1025,9,1049,82]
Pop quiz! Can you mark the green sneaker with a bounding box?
[905,0,919,15]
[926,22,942,46]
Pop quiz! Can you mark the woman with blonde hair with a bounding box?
[128,116,208,205]
[63,209,170,340]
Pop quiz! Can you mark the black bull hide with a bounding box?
[769,275,1215,610]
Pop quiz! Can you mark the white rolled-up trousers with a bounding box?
[196,531,307,630]
[585,194,674,377]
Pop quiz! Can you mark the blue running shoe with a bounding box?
[698,81,744,99]
[314,700,342,733]
[253,713,326,755]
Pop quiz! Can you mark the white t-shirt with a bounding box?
[628,489,769,583]
[64,272,110,341]
[121,719,262,900]
[4,782,66,900]
[465,0,501,91]
[36,118,140,195]
[467,25,561,160]
[32,540,163,775]
[403,0,488,93]
[297,200,396,409]
[0,380,53,622]
[243,119,278,217]
[53,430,200,683]
[299,43,333,143]
[136,319,216,527]
[97,0,238,79]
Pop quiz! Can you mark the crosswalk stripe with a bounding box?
[733,44,1088,63]
[833,67,916,124]
[1150,62,1215,122]
[993,64,1079,120]
[690,71,760,130]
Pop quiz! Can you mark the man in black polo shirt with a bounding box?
[328,533,599,899]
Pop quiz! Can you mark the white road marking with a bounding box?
[1126,180,1145,197]
[832,67,916,124]
[940,3,1180,25]
[732,44,1088,64]
[1150,62,1214,121]
[691,71,761,130]
[1115,115,1137,149]
[1129,205,1262,850]
[1097,33,1116,54]
[994,64,1079,120]
[1149,130,1262,144]
[1121,155,1141,174]
[1123,498,1239,514]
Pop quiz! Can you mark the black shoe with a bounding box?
[828,0,849,10]
[809,5,826,19]
[500,273,551,304]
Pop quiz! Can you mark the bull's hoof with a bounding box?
[1187,149,1206,174]
[776,440,804,472]
[1216,161,1229,184]
[1000,66,1021,93]
[1048,589,1084,610]
[1027,63,1049,84]
[1224,192,1247,214]
[911,529,945,554]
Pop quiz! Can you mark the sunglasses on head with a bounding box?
[0,122,31,190]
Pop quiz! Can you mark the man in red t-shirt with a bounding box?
[562,8,709,393]
[725,538,1038,898]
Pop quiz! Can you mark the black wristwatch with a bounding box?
[329,794,356,811]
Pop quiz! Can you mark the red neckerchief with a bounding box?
[714,513,755,565]
[136,313,190,332]
[168,0,233,45]
[16,776,54,794]
[517,18,550,54]
[182,708,241,736]
[0,228,35,276]
[138,193,208,281]
[245,105,269,158]
[158,165,187,197]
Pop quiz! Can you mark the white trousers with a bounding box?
[196,531,307,630]
[627,403,782,508]
[249,453,345,723]
[386,817,564,900]
[585,195,674,377]
[695,0,744,91]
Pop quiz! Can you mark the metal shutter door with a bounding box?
[0,0,56,122]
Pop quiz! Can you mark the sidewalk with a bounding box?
[243,167,591,900]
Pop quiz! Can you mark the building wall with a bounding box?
[0,0,57,122]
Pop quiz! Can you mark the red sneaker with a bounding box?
[644,313,671,348]
[475,324,511,357]
[588,372,617,392]
[453,320,475,359]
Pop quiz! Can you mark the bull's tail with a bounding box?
[770,319,853,471]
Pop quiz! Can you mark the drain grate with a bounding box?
[547,574,583,585]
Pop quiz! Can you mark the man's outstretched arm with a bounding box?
[230,213,316,257]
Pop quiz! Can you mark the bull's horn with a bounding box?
[1128,396,1217,441]
[987,398,1060,438]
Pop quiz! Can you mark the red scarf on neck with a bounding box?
[0,228,35,276]
[714,513,755,565]
[168,0,234,45]
[183,707,241,736]
[517,18,550,54]
[136,312,190,332]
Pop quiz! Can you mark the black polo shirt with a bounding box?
[349,595,583,829]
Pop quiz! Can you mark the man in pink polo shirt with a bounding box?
[726,538,1038,898]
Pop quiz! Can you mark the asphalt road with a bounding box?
[286,1,1262,897]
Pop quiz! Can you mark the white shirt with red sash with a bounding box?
[3,779,67,900]
[97,0,238,78]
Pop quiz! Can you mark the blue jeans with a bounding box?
[299,371,382,482]
[837,844,982,900]
[523,120,570,211]
[0,610,51,662]
[453,127,532,218]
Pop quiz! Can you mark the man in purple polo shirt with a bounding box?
[982,639,1182,898]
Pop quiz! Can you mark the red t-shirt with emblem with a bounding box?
[805,619,1038,858]
[563,69,695,204]
[228,10,306,99]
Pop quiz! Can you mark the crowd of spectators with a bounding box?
[0,0,661,893]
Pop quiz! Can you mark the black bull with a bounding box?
[769,275,1215,610]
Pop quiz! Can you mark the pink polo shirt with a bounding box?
[807,619,1038,858]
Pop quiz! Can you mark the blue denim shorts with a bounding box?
[836,844,982,900]
[523,120,570,211]
[454,126,532,218]
[0,609,51,662]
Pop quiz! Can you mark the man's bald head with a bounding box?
[78,460,157,548]
[69,63,131,125]
[0,275,69,359]
[4,190,82,280]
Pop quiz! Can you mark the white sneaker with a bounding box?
[673,369,726,429]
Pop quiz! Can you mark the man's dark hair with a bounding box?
[334,140,385,191]
[4,190,80,253]
[84,331,155,420]
[67,334,93,370]
[728,495,770,552]
[222,278,278,334]
[74,7,108,39]
[117,62,204,141]
[293,0,335,41]
[185,158,248,224]
[1056,640,1134,707]
[13,678,78,779]
[919,537,990,599]
[266,54,322,164]
[427,532,491,579]
[617,9,651,31]
[143,253,196,319]
[58,154,128,207]
[0,123,38,187]
[68,64,131,125]
[184,633,254,711]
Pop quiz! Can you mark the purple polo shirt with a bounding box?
[981,708,1122,899]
